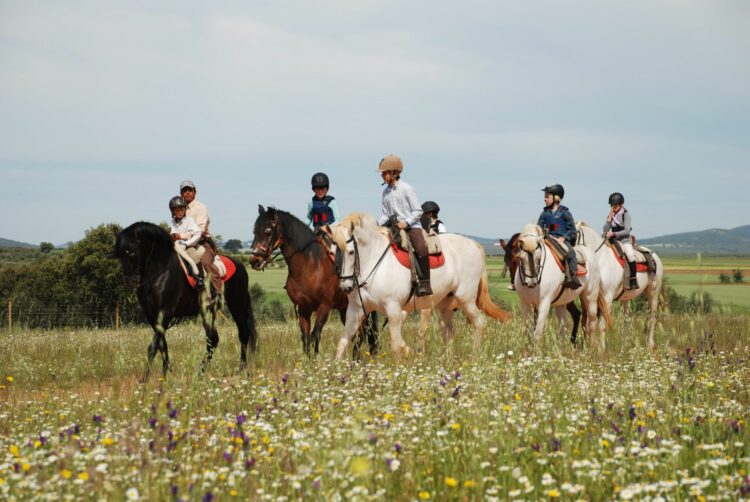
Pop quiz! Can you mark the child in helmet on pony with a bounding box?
[377,154,432,296]
[169,195,206,291]
[537,184,582,290]
[420,200,447,234]
[604,192,639,290]
[306,172,341,231]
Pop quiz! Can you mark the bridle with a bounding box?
[517,234,547,288]
[250,217,285,269]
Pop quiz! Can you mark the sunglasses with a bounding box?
[180,187,195,193]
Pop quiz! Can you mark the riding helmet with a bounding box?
[541,184,565,199]
[311,172,329,188]
[608,192,625,205]
[169,195,187,210]
[377,154,404,173]
[421,201,440,215]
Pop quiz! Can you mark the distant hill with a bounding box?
[638,225,750,255]
[0,237,36,249]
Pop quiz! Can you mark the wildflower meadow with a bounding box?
[1,310,749,501]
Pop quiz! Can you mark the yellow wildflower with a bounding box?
[464,480,476,488]
[547,489,560,497]
[102,437,115,446]
[9,445,19,457]
[61,469,72,479]
[451,422,461,430]
[78,472,89,481]
[444,476,458,487]
[350,457,371,476]
[514,393,522,401]
[600,439,610,448]
[6,376,13,383]
[229,490,238,496]
[418,491,430,500]
[22,463,30,472]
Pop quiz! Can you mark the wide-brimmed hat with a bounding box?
[377,155,403,173]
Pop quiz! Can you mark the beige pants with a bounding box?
[620,240,636,262]
[174,242,205,276]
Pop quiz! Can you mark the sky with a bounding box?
[1,0,749,246]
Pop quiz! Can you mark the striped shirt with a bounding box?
[377,179,423,229]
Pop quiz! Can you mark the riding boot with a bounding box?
[194,264,206,292]
[627,260,639,290]
[416,256,433,296]
[564,259,582,290]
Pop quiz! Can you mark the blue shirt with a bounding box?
[377,179,422,229]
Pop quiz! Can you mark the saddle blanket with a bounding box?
[180,255,237,290]
[390,243,445,269]
[543,239,587,276]
[609,242,652,272]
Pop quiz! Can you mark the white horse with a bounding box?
[576,222,664,348]
[514,224,603,347]
[332,213,511,359]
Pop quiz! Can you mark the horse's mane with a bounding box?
[332,213,379,250]
[264,207,322,259]
[117,221,174,261]
[519,223,542,253]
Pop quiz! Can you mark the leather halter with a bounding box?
[517,234,547,288]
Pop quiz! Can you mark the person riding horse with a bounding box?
[168,195,206,291]
[604,192,638,290]
[377,155,432,296]
[306,172,341,230]
[420,200,447,234]
[180,180,223,301]
[537,184,582,290]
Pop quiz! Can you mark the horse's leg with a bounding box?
[566,302,581,346]
[554,306,568,342]
[365,312,379,356]
[142,311,167,382]
[581,290,603,354]
[518,301,534,341]
[435,302,456,357]
[311,306,331,356]
[298,308,313,356]
[418,309,431,353]
[385,302,410,358]
[200,296,219,372]
[225,276,257,371]
[645,282,659,349]
[459,300,485,353]
[533,299,552,341]
[336,303,365,360]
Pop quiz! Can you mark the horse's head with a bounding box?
[114,222,172,288]
[515,224,544,288]
[248,205,283,270]
[331,219,357,293]
[500,232,521,280]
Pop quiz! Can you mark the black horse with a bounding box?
[115,222,258,379]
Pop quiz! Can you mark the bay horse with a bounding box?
[248,206,378,357]
[332,213,511,359]
[500,233,583,344]
[576,222,664,348]
[513,224,604,348]
[115,222,258,379]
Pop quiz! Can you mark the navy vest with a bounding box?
[538,205,575,243]
[311,196,335,226]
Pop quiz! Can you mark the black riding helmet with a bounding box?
[311,172,329,189]
[608,192,625,205]
[421,201,440,215]
[541,184,565,199]
[169,195,187,210]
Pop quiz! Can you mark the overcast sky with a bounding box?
[1,0,748,245]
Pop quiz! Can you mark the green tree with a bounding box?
[39,242,54,253]
[732,269,744,283]
[718,272,731,284]
[224,239,243,253]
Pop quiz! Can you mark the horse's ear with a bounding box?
[258,205,265,215]
[321,224,333,237]
[499,239,507,250]
[267,207,276,220]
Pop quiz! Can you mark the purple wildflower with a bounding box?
[236,414,246,426]
[93,414,103,423]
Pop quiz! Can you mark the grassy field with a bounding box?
[1,310,749,500]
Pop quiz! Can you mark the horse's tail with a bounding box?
[598,294,613,329]
[476,266,512,322]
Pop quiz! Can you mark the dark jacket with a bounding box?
[537,205,576,245]
[309,195,335,226]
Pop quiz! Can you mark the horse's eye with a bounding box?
[264,228,272,235]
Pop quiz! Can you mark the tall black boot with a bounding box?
[627,260,639,290]
[564,259,582,290]
[194,264,206,291]
[416,256,432,296]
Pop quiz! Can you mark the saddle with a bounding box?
[178,255,237,290]
[608,240,656,273]
[389,227,445,271]
[543,236,587,276]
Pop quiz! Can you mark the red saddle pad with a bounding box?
[390,243,445,269]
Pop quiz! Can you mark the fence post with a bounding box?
[115,303,120,331]
[7,299,11,332]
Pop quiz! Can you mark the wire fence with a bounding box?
[1,299,145,331]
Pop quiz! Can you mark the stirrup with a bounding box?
[416,280,433,297]
[627,277,639,290]
[195,276,206,291]
[564,277,582,290]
